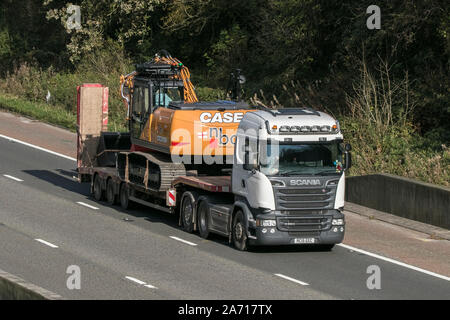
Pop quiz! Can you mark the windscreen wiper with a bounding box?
[278,171,313,176]
[313,170,341,176]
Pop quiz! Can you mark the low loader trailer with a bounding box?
[76,53,352,251]
[77,84,352,251]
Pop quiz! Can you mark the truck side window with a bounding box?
[244,137,258,171]
[244,137,249,169]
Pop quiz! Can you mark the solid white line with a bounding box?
[0,134,76,162]
[125,276,158,289]
[274,273,309,286]
[3,174,23,182]
[35,239,59,248]
[337,243,450,282]
[169,236,197,246]
[76,202,99,210]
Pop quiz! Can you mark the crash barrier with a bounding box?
[0,269,62,300]
[346,173,450,229]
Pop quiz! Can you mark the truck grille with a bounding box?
[277,216,331,232]
[288,231,320,237]
[274,187,335,210]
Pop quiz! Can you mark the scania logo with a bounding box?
[290,179,321,186]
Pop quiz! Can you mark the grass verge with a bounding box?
[0,93,76,131]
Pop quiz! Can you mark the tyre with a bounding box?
[119,183,131,209]
[106,179,117,205]
[232,210,248,251]
[93,174,104,201]
[181,191,196,233]
[317,244,335,251]
[197,201,210,239]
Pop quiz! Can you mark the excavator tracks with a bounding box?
[118,151,186,192]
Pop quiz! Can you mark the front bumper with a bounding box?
[248,210,345,246]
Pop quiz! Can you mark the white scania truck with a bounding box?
[80,98,351,251]
[229,108,351,250]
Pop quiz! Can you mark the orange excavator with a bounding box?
[115,50,253,191]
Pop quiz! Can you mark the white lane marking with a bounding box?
[35,239,59,248]
[76,202,99,210]
[125,276,146,285]
[0,134,76,162]
[169,236,197,246]
[274,273,309,286]
[338,243,450,282]
[125,276,158,289]
[3,174,23,182]
[144,284,157,289]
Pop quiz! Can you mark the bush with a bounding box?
[195,86,224,101]
[0,43,132,132]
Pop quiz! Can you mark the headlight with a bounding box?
[270,180,285,186]
[256,219,277,227]
[332,219,344,226]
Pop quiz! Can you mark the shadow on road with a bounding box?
[21,169,335,253]
[23,169,89,196]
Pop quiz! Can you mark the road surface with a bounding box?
[0,112,449,299]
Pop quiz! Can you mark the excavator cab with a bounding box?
[129,61,185,144]
[120,51,254,182]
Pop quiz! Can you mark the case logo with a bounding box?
[200,112,244,123]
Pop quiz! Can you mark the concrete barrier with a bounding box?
[346,174,450,230]
[0,269,62,300]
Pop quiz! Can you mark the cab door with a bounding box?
[130,81,151,142]
[232,135,275,210]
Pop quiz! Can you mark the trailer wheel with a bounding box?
[119,183,131,209]
[106,179,117,205]
[181,192,196,233]
[232,211,248,251]
[197,201,210,239]
[93,174,104,201]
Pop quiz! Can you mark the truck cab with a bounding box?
[230,108,351,249]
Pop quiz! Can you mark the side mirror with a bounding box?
[344,151,352,170]
[345,143,352,151]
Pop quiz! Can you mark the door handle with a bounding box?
[241,179,246,188]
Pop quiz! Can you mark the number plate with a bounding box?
[293,238,316,244]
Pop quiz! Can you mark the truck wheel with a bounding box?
[93,174,104,201]
[106,179,117,205]
[232,211,248,251]
[197,201,210,239]
[181,192,196,233]
[119,183,131,209]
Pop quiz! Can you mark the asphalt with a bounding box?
[0,127,449,299]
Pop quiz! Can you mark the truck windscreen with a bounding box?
[260,142,344,176]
